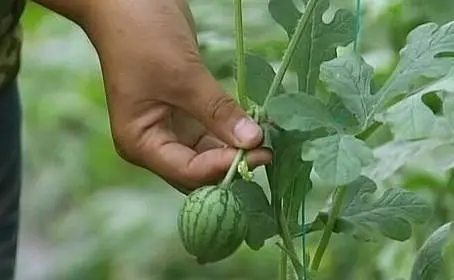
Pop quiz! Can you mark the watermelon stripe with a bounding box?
[203,188,229,261]
[178,185,247,263]
[189,187,217,251]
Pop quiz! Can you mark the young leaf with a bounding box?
[318,183,432,242]
[410,222,454,280]
[267,93,348,132]
[320,54,376,126]
[376,21,454,111]
[302,134,374,186]
[377,92,437,140]
[231,180,277,251]
[268,0,355,94]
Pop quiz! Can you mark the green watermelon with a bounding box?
[177,185,247,264]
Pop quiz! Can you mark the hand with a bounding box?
[78,0,272,192]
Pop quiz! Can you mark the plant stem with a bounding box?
[234,0,248,109]
[279,211,304,280]
[219,0,250,189]
[310,186,347,271]
[301,198,308,279]
[353,0,361,51]
[262,0,318,109]
[220,149,245,188]
[279,249,288,280]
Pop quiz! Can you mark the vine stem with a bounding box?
[301,198,308,279]
[353,0,361,51]
[310,186,347,271]
[234,0,248,109]
[279,212,304,280]
[226,0,319,186]
[262,0,318,109]
[279,249,288,280]
[221,0,249,188]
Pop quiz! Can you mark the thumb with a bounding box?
[182,70,263,149]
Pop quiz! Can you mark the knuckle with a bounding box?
[206,94,236,122]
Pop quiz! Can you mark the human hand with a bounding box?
[79,0,271,192]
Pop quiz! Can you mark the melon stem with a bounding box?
[220,149,245,188]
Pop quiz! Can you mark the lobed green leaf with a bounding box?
[377,92,437,140]
[410,222,454,280]
[268,0,355,94]
[264,126,311,201]
[302,134,373,186]
[320,54,376,127]
[267,93,349,133]
[376,21,454,112]
[363,139,445,182]
[442,91,454,128]
[242,53,285,106]
[231,180,277,251]
[316,177,432,242]
[283,161,312,228]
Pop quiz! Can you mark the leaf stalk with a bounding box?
[262,0,319,109]
[279,211,304,280]
[310,186,347,271]
[234,0,249,109]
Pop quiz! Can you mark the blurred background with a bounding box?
[14,0,454,279]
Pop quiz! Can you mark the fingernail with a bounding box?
[233,118,262,145]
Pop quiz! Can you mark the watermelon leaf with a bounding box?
[442,91,454,128]
[267,93,349,132]
[231,180,277,251]
[243,53,284,106]
[377,92,437,140]
[265,127,311,201]
[320,54,376,127]
[410,222,454,280]
[363,139,445,182]
[316,178,432,242]
[268,0,355,94]
[302,134,374,186]
[283,161,313,228]
[376,21,454,112]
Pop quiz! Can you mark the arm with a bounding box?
[31,0,270,192]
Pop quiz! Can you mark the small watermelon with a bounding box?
[177,185,247,264]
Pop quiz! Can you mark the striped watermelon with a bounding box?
[178,185,247,264]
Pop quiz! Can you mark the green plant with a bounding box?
[177,0,454,279]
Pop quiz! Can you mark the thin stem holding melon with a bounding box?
[220,150,245,188]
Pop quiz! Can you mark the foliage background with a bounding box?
[14,0,454,279]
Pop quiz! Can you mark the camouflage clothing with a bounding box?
[0,1,24,279]
[0,0,25,91]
